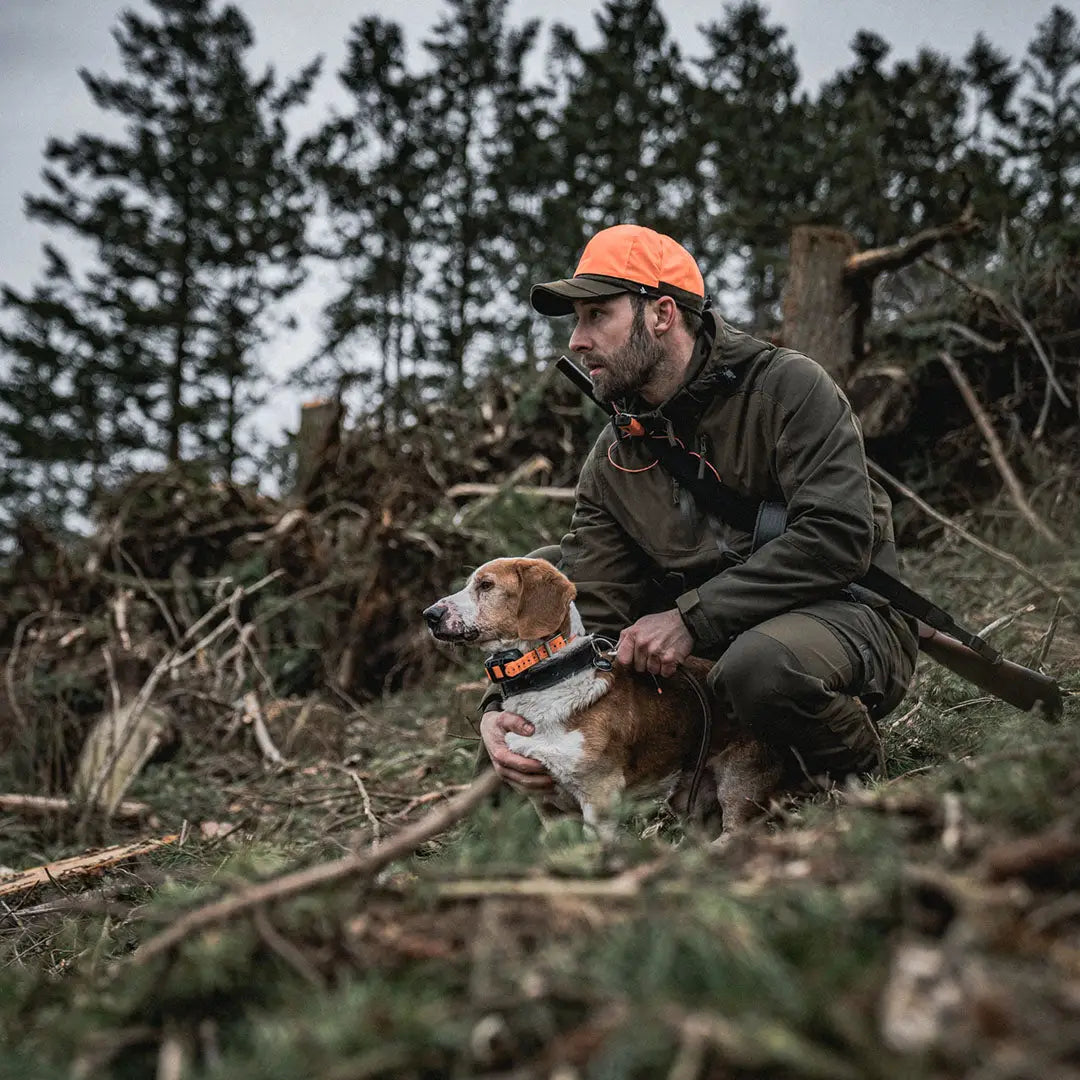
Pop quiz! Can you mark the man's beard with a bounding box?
[590,305,668,405]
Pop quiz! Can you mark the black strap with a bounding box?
[652,435,1002,664]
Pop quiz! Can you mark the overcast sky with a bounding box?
[2,0,1075,447]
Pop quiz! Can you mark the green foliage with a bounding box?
[0,0,317,528]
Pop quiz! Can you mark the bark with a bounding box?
[781,226,861,380]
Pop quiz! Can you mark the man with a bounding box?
[481,223,918,797]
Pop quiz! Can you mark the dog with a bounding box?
[423,557,782,840]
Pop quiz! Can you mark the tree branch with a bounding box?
[845,207,979,282]
[132,769,501,966]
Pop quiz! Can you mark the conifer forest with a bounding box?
[0,2,1078,1077]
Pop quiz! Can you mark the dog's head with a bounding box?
[422,558,576,646]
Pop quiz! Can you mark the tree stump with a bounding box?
[781,225,860,381]
[292,400,342,502]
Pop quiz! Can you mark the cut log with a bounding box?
[72,700,171,818]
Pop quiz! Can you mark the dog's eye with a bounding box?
[477,579,494,592]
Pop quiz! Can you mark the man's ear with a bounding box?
[516,560,576,640]
[653,295,678,336]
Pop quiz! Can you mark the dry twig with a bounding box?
[938,350,1062,548]
[132,769,501,966]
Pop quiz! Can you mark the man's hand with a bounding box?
[617,609,694,677]
[480,710,555,792]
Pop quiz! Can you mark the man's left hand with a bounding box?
[617,609,694,677]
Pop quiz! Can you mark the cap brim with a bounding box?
[530,277,631,316]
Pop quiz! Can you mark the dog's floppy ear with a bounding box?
[515,560,576,640]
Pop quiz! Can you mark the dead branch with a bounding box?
[938,350,1063,548]
[0,794,150,821]
[0,834,177,899]
[446,483,576,502]
[76,570,285,823]
[5,611,48,737]
[434,859,668,901]
[241,692,285,766]
[132,769,501,967]
[868,461,1078,621]
[982,825,1080,883]
[924,256,1072,410]
[454,454,555,526]
[846,208,979,282]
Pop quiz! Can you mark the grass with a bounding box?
[0,493,1078,1078]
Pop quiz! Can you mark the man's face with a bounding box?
[568,295,666,404]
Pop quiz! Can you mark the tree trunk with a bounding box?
[781,225,860,381]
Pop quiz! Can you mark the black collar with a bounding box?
[484,636,615,695]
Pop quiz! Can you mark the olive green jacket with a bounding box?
[560,312,902,655]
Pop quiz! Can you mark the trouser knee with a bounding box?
[708,628,880,777]
[708,630,819,736]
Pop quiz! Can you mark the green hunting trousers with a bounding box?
[705,596,918,780]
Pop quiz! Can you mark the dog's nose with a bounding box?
[422,604,448,628]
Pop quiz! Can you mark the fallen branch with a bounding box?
[0,794,150,821]
[132,769,501,967]
[434,859,667,900]
[447,483,576,502]
[0,835,178,899]
[867,462,1076,622]
[938,350,1062,548]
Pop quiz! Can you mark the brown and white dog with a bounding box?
[423,557,781,839]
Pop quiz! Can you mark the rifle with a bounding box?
[556,354,1064,720]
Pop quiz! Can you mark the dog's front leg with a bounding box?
[578,770,626,845]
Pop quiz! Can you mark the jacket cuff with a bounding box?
[676,588,726,652]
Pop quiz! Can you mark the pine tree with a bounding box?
[542,0,691,273]
[1016,5,1080,232]
[812,32,974,244]
[303,16,430,419]
[689,0,810,325]
[306,0,547,413]
[418,0,547,379]
[0,251,149,532]
[2,0,316,500]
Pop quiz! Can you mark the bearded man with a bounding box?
[480,224,919,800]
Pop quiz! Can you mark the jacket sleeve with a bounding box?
[559,438,652,640]
[676,355,879,651]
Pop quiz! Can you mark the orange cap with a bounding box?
[531,224,705,316]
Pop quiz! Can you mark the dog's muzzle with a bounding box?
[422,604,448,631]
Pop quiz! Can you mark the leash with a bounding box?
[675,664,714,818]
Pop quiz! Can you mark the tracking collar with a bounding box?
[484,635,615,694]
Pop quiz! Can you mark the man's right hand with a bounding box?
[479,710,555,792]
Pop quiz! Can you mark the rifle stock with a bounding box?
[917,623,1063,720]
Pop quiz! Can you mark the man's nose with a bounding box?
[568,322,590,354]
[422,604,447,628]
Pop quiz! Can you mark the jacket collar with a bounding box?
[615,314,773,430]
